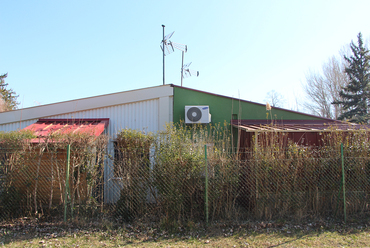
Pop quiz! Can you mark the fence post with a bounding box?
[341,143,346,224]
[64,144,71,222]
[204,144,209,226]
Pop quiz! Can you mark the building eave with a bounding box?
[0,85,174,125]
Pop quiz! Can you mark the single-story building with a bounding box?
[0,84,353,202]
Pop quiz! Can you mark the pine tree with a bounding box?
[333,33,370,123]
[0,73,19,111]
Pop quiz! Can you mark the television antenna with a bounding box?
[161,25,187,85]
[181,56,199,86]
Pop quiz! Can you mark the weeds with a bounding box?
[0,130,108,219]
[1,123,370,226]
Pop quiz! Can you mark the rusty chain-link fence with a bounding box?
[1,144,370,224]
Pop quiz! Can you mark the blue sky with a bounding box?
[1,0,370,111]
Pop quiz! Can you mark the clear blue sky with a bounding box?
[1,0,369,111]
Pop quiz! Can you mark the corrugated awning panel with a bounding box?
[23,118,109,138]
[231,119,370,132]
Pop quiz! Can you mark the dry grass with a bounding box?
[1,218,370,247]
[2,125,370,227]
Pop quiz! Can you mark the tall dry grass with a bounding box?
[242,127,370,220]
[1,124,370,224]
[0,130,108,219]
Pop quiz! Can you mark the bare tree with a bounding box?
[289,89,302,112]
[264,90,286,108]
[303,55,348,119]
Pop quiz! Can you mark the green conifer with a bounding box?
[0,73,19,111]
[333,33,370,123]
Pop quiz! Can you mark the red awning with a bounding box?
[23,118,109,142]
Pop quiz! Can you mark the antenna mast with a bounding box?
[160,26,195,86]
[181,51,184,86]
[162,25,165,85]
[182,60,199,85]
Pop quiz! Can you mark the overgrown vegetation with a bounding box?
[152,123,237,226]
[1,123,370,227]
[111,123,370,228]
[242,128,370,221]
[114,123,239,226]
[115,129,154,221]
[0,130,108,219]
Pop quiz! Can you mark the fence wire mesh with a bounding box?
[1,145,370,223]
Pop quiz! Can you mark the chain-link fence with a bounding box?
[1,143,370,224]
[0,145,105,221]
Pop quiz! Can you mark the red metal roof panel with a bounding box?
[23,118,109,142]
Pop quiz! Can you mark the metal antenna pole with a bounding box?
[181,51,184,86]
[162,25,165,85]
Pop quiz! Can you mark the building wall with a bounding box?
[0,119,38,132]
[172,86,323,124]
[38,97,172,203]
[0,84,325,203]
[0,85,174,135]
[40,98,163,139]
[0,85,174,203]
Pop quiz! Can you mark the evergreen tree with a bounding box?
[0,73,19,111]
[333,33,370,123]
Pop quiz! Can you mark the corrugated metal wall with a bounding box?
[0,119,38,132]
[41,98,161,139]
[0,97,173,203]
[45,98,170,203]
[0,98,173,136]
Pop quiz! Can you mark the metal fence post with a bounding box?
[204,144,209,226]
[341,143,346,223]
[64,144,71,222]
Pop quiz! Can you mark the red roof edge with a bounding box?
[230,119,342,125]
[37,118,110,128]
[23,118,110,143]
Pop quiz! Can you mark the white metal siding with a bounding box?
[0,98,170,203]
[0,97,174,136]
[0,84,173,126]
[38,99,160,139]
[0,119,38,132]
[0,85,174,203]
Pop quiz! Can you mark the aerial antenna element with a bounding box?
[160,25,187,85]
[181,54,199,86]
